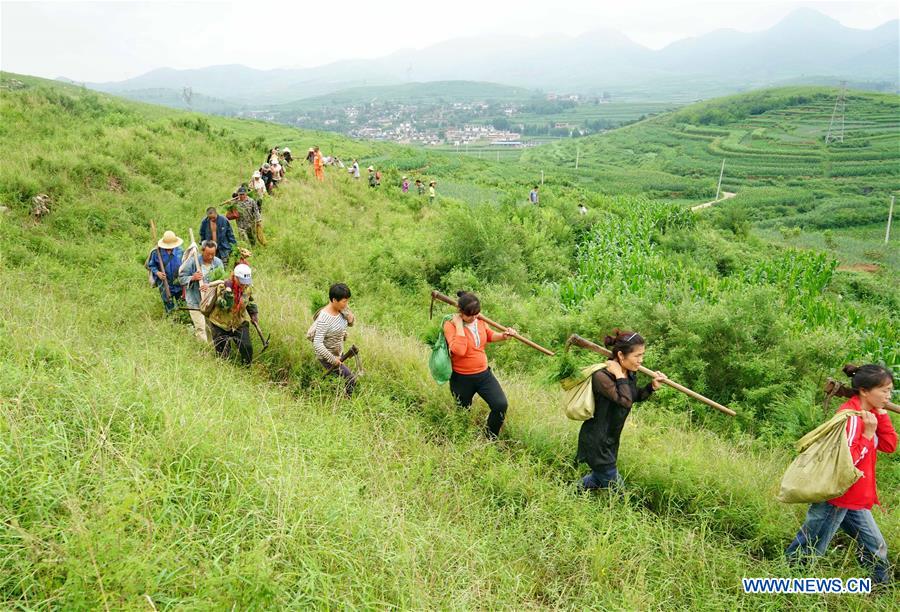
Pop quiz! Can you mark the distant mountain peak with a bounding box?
[772,7,844,31]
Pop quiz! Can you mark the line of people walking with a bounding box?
[143,143,896,587]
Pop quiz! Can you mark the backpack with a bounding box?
[199,280,225,316]
[306,308,322,342]
[428,315,453,385]
[776,410,865,504]
[560,363,608,421]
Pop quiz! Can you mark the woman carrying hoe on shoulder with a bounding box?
[786,364,896,585]
[443,291,516,440]
[577,329,667,490]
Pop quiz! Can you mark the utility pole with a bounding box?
[825,81,847,145]
[541,170,544,185]
[575,148,580,170]
[715,158,725,201]
[887,195,895,244]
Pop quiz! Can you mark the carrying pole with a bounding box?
[150,220,172,301]
[430,290,555,356]
[565,334,736,416]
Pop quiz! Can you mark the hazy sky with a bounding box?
[2,0,897,82]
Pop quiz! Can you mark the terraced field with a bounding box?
[524,88,899,269]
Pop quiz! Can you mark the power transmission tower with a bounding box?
[182,86,193,108]
[824,81,846,145]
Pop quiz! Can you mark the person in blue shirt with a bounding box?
[178,239,224,342]
[529,186,539,205]
[147,230,184,314]
[199,206,236,265]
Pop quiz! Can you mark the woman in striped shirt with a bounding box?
[312,283,356,396]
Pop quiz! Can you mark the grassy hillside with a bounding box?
[1,73,898,608]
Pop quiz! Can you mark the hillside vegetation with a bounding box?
[1,73,897,608]
[524,87,899,271]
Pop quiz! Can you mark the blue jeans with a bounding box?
[581,465,623,491]
[786,501,890,584]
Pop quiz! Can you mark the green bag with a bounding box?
[428,315,453,385]
[560,363,608,421]
[776,410,865,504]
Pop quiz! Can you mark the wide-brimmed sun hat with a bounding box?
[158,230,183,249]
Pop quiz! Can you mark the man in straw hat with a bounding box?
[147,230,184,314]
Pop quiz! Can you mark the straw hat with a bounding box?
[367,166,374,171]
[158,230,183,249]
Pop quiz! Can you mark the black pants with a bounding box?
[210,322,253,365]
[449,368,509,439]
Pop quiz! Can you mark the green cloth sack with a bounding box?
[429,315,453,385]
[776,410,865,504]
[561,363,608,421]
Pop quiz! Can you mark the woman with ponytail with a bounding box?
[443,291,516,439]
[786,364,896,584]
[576,329,667,490]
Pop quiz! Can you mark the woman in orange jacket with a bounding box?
[442,291,516,439]
[313,146,325,181]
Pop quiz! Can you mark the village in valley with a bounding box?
[239,92,611,147]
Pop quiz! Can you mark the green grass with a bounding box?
[1,72,899,608]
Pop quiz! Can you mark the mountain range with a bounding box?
[76,8,898,109]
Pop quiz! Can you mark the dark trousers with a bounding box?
[157,284,182,314]
[319,358,357,397]
[449,368,508,439]
[210,322,253,365]
[581,465,623,491]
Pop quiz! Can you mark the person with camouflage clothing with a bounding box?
[234,185,262,245]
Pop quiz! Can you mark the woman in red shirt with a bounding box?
[442,291,516,439]
[786,364,896,584]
